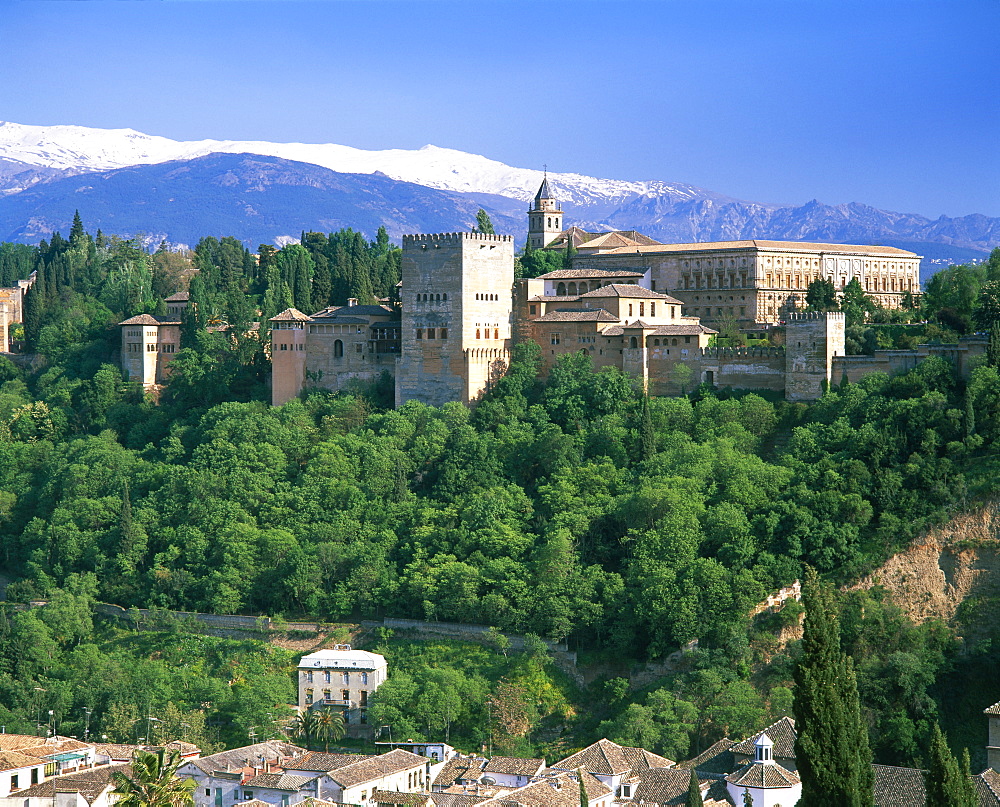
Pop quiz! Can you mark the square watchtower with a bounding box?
[396,232,515,407]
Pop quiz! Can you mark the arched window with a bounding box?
[476,329,481,339]
[640,302,645,316]
[443,293,448,301]
[416,329,423,340]
[630,337,638,348]
[579,282,588,293]
[427,329,435,339]
[650,303,656,316]
[334,340,344,358]
[568,282,577,296]
[494,329,499,340]
[557,282,566,296]
[435,293,440,301]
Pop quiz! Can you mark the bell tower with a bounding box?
[527,173,563,249]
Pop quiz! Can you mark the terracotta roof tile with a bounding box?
[730,717,797,760]
[477,771,610,807]
[371,791,434,806]
[269,308,312,322]
[579,284,675,300]
[675,739,736,775]
[482,757,545,777]
[243,772,316,791]
[725,760,800,788]
[15,762,129,804]
[871,764,927,807]
[589,240,919,258]
[534,310,619,322]
[984,700,1000,716]
[119,314,183,326]
[533,268,645,280]
[0,750,44,771]
[975,769,1000,806]
[186,741,305,775]
[286,752,375,773]
[327,749,428,788]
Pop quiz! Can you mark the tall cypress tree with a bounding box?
[793,566,874,806]
[924,723,976,807]
[685,770,704,807]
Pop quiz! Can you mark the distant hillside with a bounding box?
[0,118,995,271]
[0,153,525,248]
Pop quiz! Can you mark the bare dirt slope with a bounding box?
[851,503,1000,639]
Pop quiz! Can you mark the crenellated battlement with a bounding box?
[700,346,785,358]
[787,311,845,321]
[403,232,514,245]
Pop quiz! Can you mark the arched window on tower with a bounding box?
[630,337,638,348]
[334,340,344,358]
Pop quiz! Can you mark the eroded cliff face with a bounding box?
[851,504,1000,637]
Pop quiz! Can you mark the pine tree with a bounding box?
[793,566,874,806]
[924,723,976,807]
[70,210,86,245]
[685,770,704,807]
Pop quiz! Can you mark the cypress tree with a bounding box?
[640,393,656,460]
[685,770,704,807]
[563,239,577,272]
[475,208,496,235]
[577,769,588,807]
[793,566,874,806]
[924,723,976,807]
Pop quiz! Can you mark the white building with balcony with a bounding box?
[297,646,388,735]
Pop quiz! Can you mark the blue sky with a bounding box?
[1,0,998,218]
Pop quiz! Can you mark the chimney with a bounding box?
[347,298,358,307]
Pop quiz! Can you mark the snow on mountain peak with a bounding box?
[0,121,709,208]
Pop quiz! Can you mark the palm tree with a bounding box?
[289,710,321,751]
[111,749,194,807]
[314,708,346,752]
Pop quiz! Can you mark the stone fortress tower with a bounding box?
[784,311,846,401]
[527,174,563,249]
[395,232,515,407]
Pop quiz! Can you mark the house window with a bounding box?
[324,671,331,683]
[342,689,350,702]
[206,790,211,797]
[11,774,19,791]
[427,328,435,339]
[550,333,560,345]
[147,343,158,352]
[439,329,448,339]
[416,329,423,340]
[334,340,343,358]
[305,689,314,704]
[361,672,368,685]
[529,305,537,315]
[280,343,287,351]
[31,770,38,785]
[323,689,332,702]
[650,303,655,316]
[640,302,645,316]
[244,793,253,801]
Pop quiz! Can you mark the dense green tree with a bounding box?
[806,278,838,311]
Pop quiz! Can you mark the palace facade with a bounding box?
[122,180,975,408]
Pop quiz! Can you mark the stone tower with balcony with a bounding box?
[527,175,563,249]
[395,231,515,407]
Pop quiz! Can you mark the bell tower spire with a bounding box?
[527,168,563,249]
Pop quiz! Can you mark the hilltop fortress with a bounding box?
[120,180,987,406]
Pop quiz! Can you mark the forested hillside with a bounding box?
[1,220,999,769]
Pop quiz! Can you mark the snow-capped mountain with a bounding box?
[0,121,996,269]
[0,121,724,209]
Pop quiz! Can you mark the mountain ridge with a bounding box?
[0,121,996,269]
